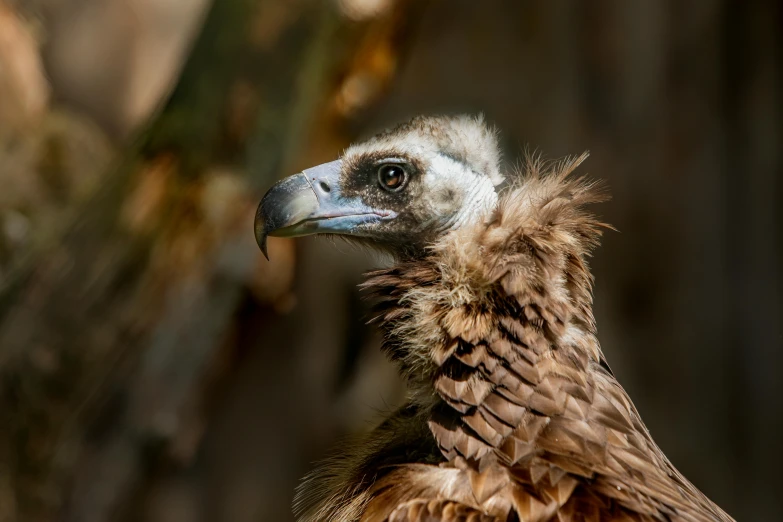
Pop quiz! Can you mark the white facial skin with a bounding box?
[415,152,499,234]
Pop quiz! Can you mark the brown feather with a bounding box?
[296,154,733,522]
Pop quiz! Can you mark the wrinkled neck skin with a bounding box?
[416,154,500,236]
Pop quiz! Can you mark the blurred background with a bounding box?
[0,0,780,521]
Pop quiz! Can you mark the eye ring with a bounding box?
[377,164,408,192]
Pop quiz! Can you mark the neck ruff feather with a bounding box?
[363,153,610,395]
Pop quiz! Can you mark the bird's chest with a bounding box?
[362,451,580,522]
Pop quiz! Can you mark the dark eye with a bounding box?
[378,164,407,192]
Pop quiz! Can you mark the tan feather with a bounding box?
[294,140,732,521]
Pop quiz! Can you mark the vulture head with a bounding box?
[255,115,504,258]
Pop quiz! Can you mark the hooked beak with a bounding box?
[254,160,396,259]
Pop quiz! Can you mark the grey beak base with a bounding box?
[254,159,395,260]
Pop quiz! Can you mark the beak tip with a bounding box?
[254,202,270,260]
[260,237,269,260]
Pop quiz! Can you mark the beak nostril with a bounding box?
[319,181,331,193]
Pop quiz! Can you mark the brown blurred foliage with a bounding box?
[0,1,780,521]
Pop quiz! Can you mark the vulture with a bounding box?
[254,115,734,522]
